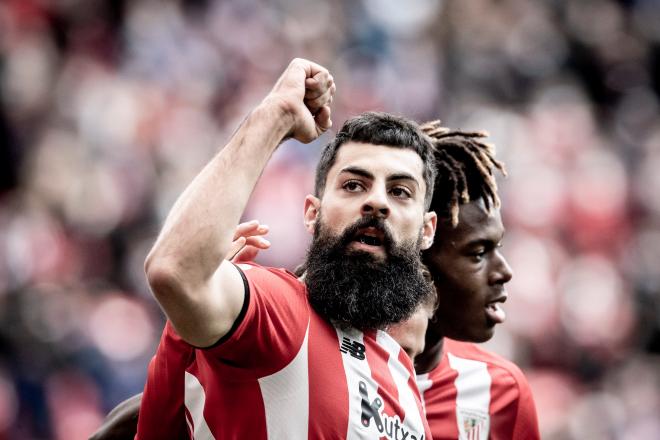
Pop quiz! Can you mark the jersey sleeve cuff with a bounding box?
[196,262,250,349]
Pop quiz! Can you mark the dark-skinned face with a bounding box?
[424,200,513,343]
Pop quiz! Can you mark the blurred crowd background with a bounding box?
[1,0,659,438]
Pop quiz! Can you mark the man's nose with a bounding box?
[361,187,390,218]
[490,251,513,285]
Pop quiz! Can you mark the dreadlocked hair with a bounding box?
[420,120,506,227]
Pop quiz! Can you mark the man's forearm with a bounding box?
[144,102,292,345]
[145,101,291,287]
[144,58,334,346]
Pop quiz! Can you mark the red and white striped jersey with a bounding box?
[136,320,194,440]
[416,339,540,440]
[140,262,431,440]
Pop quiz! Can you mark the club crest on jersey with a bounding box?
[359,381,425,440]
[340,337,366,360]
[457,407,489,440]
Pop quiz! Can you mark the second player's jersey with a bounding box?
[140,262,431,440]
[416,339,540,440]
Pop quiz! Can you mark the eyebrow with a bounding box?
[466,238,495,247]
[339,166,420,188]
[463,234,505,250]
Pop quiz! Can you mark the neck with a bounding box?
[414,326,444,374]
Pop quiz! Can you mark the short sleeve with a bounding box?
[200,262,310,378]
[489,363,541,440]
[511,372,540,440]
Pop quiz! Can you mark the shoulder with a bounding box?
[427,340,539,439]
[196,262,311,375]
[444,339,528,378]
[440,339,533,399]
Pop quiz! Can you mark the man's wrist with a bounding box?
[256,96,297,140]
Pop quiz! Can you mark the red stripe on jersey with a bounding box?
[488,357,541,440]
[364,330,400,413]
[190,354,269,439]
[398,350,415,383]
[403,349,427,427]
[136,321,193,440]
[420,354,460,440]
[487,362,518,439]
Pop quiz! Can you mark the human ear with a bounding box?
[420,211,437,250]
[303,195,321,234]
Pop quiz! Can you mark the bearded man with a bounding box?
[139,59,437,439]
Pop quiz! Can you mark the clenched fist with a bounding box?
[264,58,336,143]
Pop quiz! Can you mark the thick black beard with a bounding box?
[304,215,433,331]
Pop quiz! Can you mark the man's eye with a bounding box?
[390,186,411,198]
[471,250,486,262]
[343,181,364,192]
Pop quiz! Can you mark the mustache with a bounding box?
[337,215,395,252]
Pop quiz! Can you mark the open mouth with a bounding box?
[352,227,385,250]
[485,295,507,324]
[356,234,382,246]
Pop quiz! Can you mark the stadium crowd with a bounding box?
[0,0,659,438]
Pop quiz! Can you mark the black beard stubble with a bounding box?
[304,214,433,331]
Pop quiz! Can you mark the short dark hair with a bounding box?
[314,112,437,209]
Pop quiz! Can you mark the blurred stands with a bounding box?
[0,0,659,438]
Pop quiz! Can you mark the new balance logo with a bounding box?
[340,337,366,360]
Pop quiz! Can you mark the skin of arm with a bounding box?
[144,58,334,347]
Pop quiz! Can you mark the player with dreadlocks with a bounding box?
[408,121,540,440]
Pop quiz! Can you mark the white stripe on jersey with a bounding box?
[377,330,426,433]
[447,353,491,440]
[258,321,310,440]
[184,371,216,440]
[415,372,433,411]
[335,328,376,440]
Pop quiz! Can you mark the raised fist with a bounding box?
[266,58,336,143]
